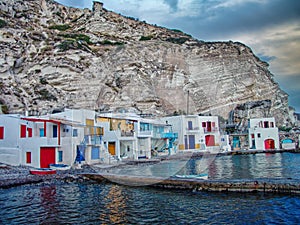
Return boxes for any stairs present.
[100,143,118,164]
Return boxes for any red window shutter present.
[27,128,32,137]
[251,134,254,138]
[212,122,215,127]
[0,127,4,139]
[26,152,31,163]
[20,124,26,138]
[202,122,206,127]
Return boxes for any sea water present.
[1,152,300,224]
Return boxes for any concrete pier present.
[84,173,300,194]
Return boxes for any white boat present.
[174,173,209,180]
[49,164,71,170]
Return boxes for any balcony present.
[186,127,200,132]
[161,132,178,139]
[121,130,134,137]
[84,135,102,145]
[138,130,153,137]
[203,127,219,133]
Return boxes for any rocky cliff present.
[0,0,293,126]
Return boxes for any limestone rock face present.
[0,0,292,126]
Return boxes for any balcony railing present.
[121,130,135,137]
[204,127,219,133]
[186,127,200,131]
[138,130,153,136]
[161,132,178,139]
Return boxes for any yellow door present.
[108,142,116,155]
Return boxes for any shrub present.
[166,37,189,44]
[59,33,91,44]
[0,19,7,28]
[101,40,124,45]
[49,24,70,31]
[139,35,153,41]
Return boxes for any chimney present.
[93,1,103,13]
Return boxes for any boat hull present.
[175,174,208,180]
[30,168,56,175]
[49,164,71,170]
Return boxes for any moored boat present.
[29,168,56,175]
[174,174,209,180]
[49,164,71,170]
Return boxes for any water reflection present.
[100,185,128,224]
[250,153,284,179]
[184,153,289,179]
[39,185,58,223]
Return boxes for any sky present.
[55,0,300,113]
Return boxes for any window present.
[58,151,63,162]
[270,122,274,128]
[26,152,31,163]
[53,125,58,138]
[39,128,45,137]
[188,121,193,130]
[251,134,254,139]
[264,121,269,128]
[202,122,206,127]
[73,129,78,137]
[0,126,4,139]
[27,128,32,138]
[257,133,261,138]
[20,124,26,138]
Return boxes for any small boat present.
[49,164,71,170]
[29,168,56,175]
[174,173,209,180]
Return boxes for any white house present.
[163,115,224,153]
[248,117,279,150]
[0,114,62,168]
[0,109,108,168]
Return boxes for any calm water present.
[1,152,300,224]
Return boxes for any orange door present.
[40,147,55,168]
[108,142,116,155]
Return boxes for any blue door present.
[91,147,100,160]
[189,135,195,149]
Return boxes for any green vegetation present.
[59,33,91,43]
[40,77,48,85]
[139,35,153,41]
[279,126,292,132]
[49,24,70,31]
[37,89,57,101]
[1,105,9,114]
[171,29,183,33]
[0,19,7,28]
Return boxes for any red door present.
[205,135,215,146]
[264,139,275,150]
[40,147,55,168]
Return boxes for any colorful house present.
[248,118,279,150]
[97,113,178,160]
[0,109,106,168]
[97,113,138,161]
[163,115,223,152]
[0,114,63,168]
[50,109,105,165]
